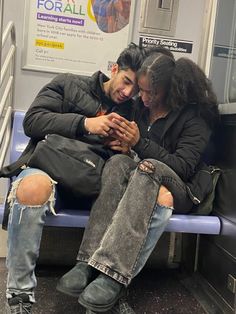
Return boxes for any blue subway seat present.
[0,111,221,235]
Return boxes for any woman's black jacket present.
[132,100,215,206]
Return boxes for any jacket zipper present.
[186,186,201,204]
[95,103,102,116]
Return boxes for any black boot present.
[78,273,125,312]
[6,294,32,314]
[56,262,99,297]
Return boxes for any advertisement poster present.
[22,0,134,76]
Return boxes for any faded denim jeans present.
[6,168,56,303]
[5,155,192,301]
[77,154,192,285]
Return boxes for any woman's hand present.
[111,118,140,147]
[104,138,131,155]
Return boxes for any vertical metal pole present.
[198,0,218,76]
[194,234,200,272]
[0,0,3,71]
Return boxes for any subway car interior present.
[0,0,236,313]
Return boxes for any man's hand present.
[84,112,125,137]
[111,118,140,147]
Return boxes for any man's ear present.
[111,63,119,76]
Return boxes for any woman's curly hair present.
[138,54,219,129]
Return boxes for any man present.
[3,43,145,314]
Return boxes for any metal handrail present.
[0,45,15,83]
[2,21,15,47]
[0,75,13,117]
[0,120,10,168]
[0,11,16,168]
[0,105,12,151]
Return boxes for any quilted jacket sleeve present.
[23,73,89,140]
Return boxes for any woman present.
[57,54,219,312]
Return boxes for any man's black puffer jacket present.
[24,71,132,140]
[0,71,133,178]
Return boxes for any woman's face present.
[138,74,152,108]
[138,74,163,109]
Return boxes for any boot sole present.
[56,282,83,298]
[78,287,125,312]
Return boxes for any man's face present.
[106,65,138,104]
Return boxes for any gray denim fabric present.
[77,155,192,285]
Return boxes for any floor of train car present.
[0,258,220,314]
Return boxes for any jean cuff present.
[88,259,129,286]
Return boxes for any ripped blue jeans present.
[6,168,57,303]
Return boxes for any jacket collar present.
[90,71,120,111]
[89,71,106,99]
[134,99,186,140]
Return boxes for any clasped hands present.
[84,113,140,154]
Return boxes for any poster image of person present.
[91,0,131,33]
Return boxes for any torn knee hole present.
[157,192,174,208]
[157,185,174,207]
[8,174,56,207]
[138,160,155,173]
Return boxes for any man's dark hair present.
[116,42,145,72]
